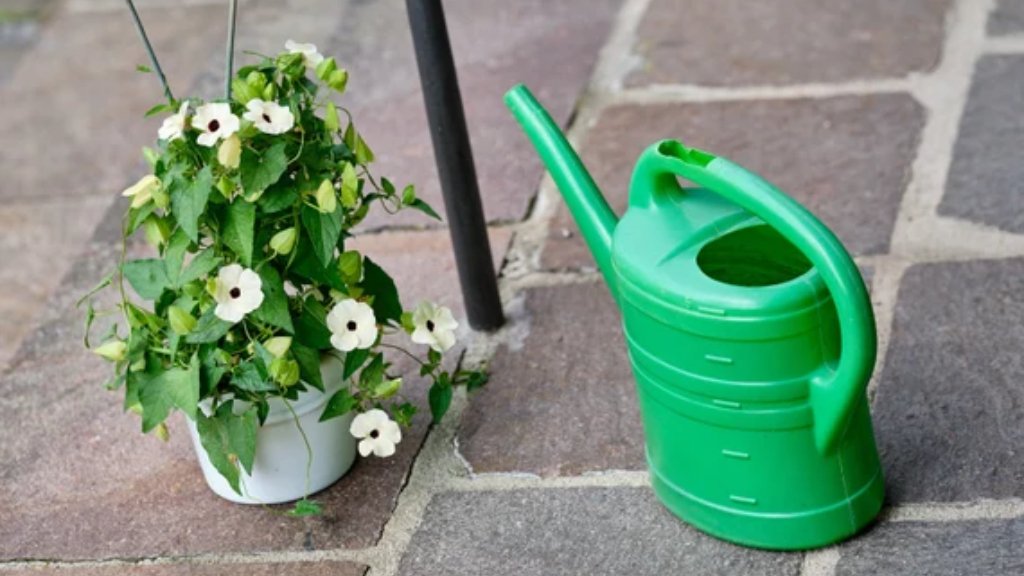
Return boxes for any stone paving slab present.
[5,562,366,576]
[398,487,802,576]
[835,518,1024,575]
[627,0,949,88]
[873,259,1024,503]
[459,281,644,476]
[989,0,1024,34]
[542,95,922,270]
[330,0,620,230]
[938,55,1024,233]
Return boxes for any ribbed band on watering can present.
[505,83,884,550]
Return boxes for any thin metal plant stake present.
[225,0,238,99]
[123,0,173,102]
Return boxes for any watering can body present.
[506,85,884,550]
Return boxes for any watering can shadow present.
[505,85,884,550]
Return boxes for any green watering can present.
[505,85,884,550]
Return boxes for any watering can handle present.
[630,140,877,455]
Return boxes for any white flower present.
[285,39,324,68]
[121,174,161,208]
[350,409,401,457]
[158,101,189,141]
[192,103,240,147]
[243,99,294,135]
[213,264,264,323]
[410,301,458,352]
[326,299,378,352]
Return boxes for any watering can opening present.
[696,224,813,288]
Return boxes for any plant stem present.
[225,0,239,99]
[378,342,429,368]
[282,397,314,500]
[123,0,173,102]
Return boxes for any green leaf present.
[123,259,170,300]
[465,370,489,391]
[222,200,256,266]
[250,265,293,333]
[291,234,345,290]
[241,141,289,198]
[185,309,232,344]
[126,203,157,236]
[324,101,340,133]
[171,166,213,243]
[359,353,386,389]
[392,403,417,427]
[138,354,200,432]
[179,248,221,286]
[163,229,191,285]
[408,198,442,221]
[320,388,358,421]
[196,402,259,493]
[340,163,358,208]
[343,348,370,380]
[231,360,277,392]
[143,102,171,116]
[302,204,343,269]
[338,251,362,284]
[293,298,332,350]
[362,257,402,323]
[292,342,324,391]
[258,182,298,214]
[288,498,323,517]
[137,64,153,74]
[428,381,453,424]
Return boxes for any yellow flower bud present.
[167,305,197,335]
[263,336,292,358]
[154,422,170,442]
[373,378,402,399]
[94,339,127,362]
[270,357,300,387]
[269,227,297,255]
[122,174,161,209]
[218,134,241,169]
[316,178,337,213]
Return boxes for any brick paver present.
[398,488,801,576]
[458,281,643,476]
[628,0,950,87]
[989,0,1024,34]
[835,518,1024,575]
[938,55,1024,232]
[873,259,1024,502]
[4,563,366,576]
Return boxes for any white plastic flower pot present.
[187,352,356,504]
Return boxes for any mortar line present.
[800,548,841,576]
[608,77,915,105]
[866,258,910,404]
[982,34,1024,53]
[889,0,994,257]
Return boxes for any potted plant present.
[81,20,486,514]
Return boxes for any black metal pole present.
[405,0,504,331]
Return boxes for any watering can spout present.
[504,84,619,296]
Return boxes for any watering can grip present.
[631,140,877,455]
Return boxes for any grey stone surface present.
[873,259,1024,503]
[541,95,922,270]
[989,0,1024,35]
[835,518,1024,575]
[398,487,802,576]
[628,0,950,87]
[938,56,1024,233]
[4,562,366,576]
[458,281,645,476]
[322,0,620,229]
